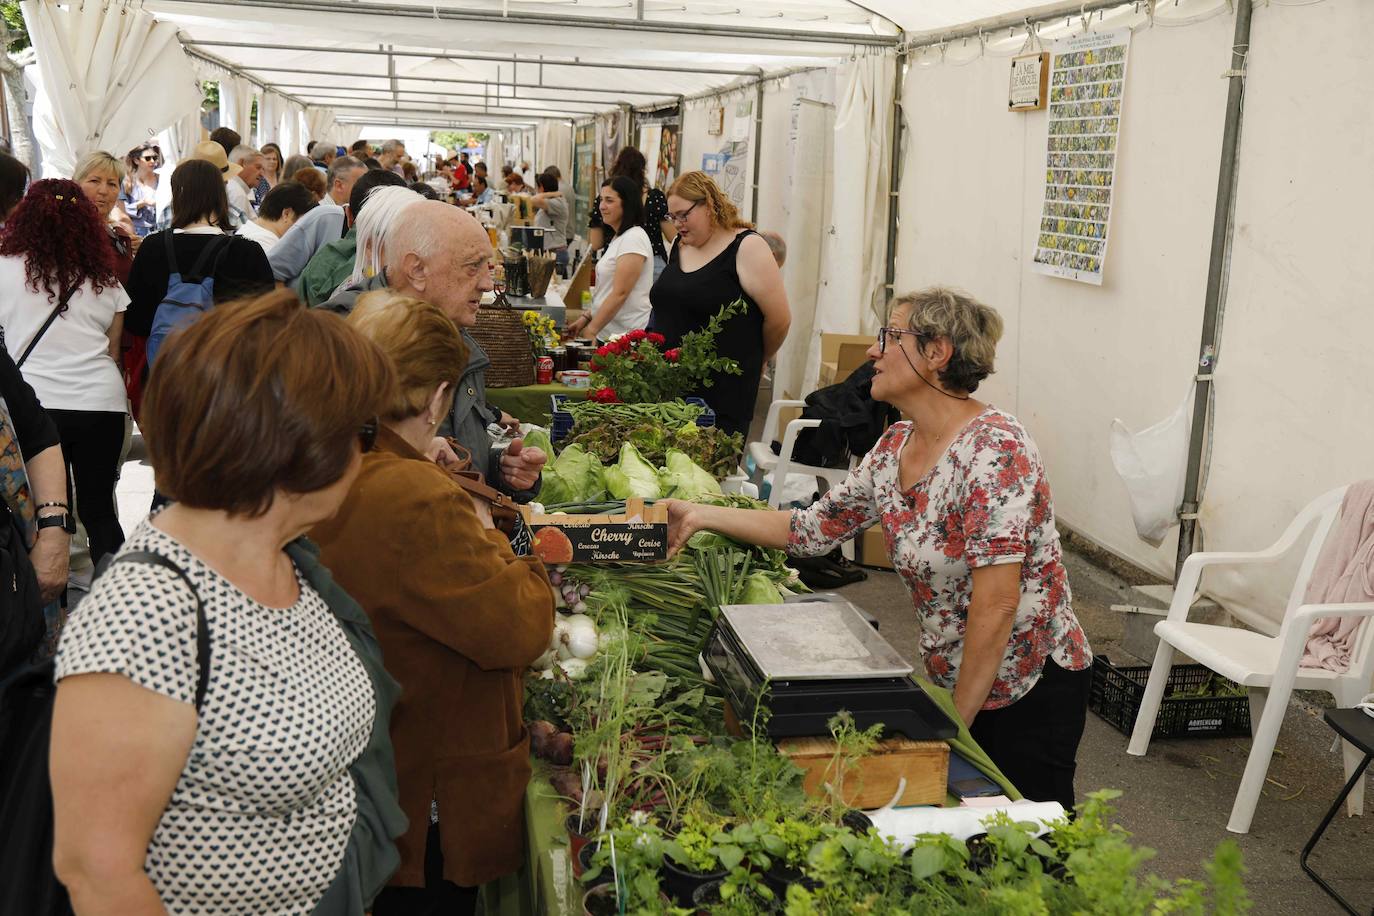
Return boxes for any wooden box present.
[856,525,893,570]
[817,334,875,388]
[522,498,668,564]
[778,735,949,808]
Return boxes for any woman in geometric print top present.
[49,291,405,915]
[667,288,1092,809]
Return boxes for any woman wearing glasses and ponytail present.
[664,287,1093,811]
[648,170,789,439]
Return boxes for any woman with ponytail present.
[650,171,790,438]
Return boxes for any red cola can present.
[536,356,554,385]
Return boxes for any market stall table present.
[481,678,1019,916]
[488,383,588,428]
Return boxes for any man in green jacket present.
[299,169,407,306]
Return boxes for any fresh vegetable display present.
[519,495,1250,914]
[566,420,742,482]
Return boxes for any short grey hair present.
[327,155,365,186]
[760,230,786,267]
[229,144,262,165]
[381,139,405,155]
[890,287,1004,394]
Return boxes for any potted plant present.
[660,808,734,906]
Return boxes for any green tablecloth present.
[484,679,1018,916]
[487,383,588,428]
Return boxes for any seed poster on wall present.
[1031,28,1131,285]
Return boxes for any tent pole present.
[1174,0,1254,580]
[882,47,905,310]
[186,40,764,77]
[236,66,679,99]
[162,0,900,46]
[750,81,764,222]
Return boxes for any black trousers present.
[372,822,478,916]
[47,409,126,567]
[969,658,1092,811]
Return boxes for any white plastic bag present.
[1109,390,1193,547]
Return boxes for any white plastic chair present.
[1126,485,1374,834]
[746,399,852,510]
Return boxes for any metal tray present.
[718,600,913,681]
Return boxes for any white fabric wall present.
[804,56,896,388]
[536,120,572,183]
[217,76,256,142]
[23,0,201,177]
[893,2,1371,630]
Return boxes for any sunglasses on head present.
[358,417,379,452]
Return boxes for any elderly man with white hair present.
[227,145,264,226]
[321,200,546,498]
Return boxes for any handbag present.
[442,438,521,537]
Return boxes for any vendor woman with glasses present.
[664,287,1093,809]
[647,171,789,439]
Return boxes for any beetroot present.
[545,731,575,765]
[528,720,559,758]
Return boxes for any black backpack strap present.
[162,229,179,275]
[184,234,234,284]
[105,550,210,711]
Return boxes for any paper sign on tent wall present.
[1031,29,1131,286]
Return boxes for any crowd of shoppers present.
[0,122,805,915]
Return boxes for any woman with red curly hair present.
[0,178,128,566]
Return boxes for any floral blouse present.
[789,410,1092,710]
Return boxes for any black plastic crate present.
[1089,655,1251,740]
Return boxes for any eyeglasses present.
[140,155,158,162]
[358,417,379,452]
[667,200,700,225]
[877,326,927,354]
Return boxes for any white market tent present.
[14,0,1372,634]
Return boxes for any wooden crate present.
[778,735,948,808]
[521,498,668,564]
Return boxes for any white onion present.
[559,658,588,679]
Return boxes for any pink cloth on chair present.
[1301,482,1374,672]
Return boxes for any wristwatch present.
[37,512,77,535]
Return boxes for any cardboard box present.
[522,498,668,564]
[816,333,875,389]
[778,735,949,808]
[563,255,593,318]
[857,525,893,570]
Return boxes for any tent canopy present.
[141,0,1063,131]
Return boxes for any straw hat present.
[190,140,242,182]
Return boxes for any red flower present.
[589,358,602,371]
[595,344,611,357]
[589,387,620,403]
[627,329,648,343]
[664,348,681,363]
[647,332,666,346]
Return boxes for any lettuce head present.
[658,449,722,501]
[604,443,663,500]
[540,444,605,505]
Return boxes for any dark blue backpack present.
[146,232,233,365]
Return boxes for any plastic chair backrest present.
[1278,485,1349,633]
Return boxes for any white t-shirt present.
[593,226,653,340]
[226,177,256,227]
[0,255,129,412]
[236,219,281,254]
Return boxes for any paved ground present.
[843,549,1373,913]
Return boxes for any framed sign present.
[707,105,725,135]
[1009,52,1049,111]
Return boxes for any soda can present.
[536,356,554,385]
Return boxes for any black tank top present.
[650,230,764,439]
